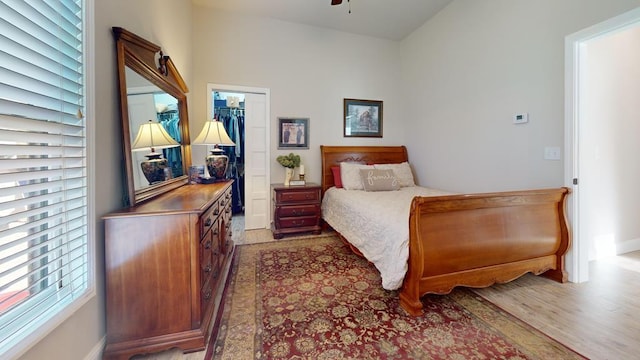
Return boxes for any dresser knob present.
[204,290,212,300]
[204,218,212,227]
[204,264,212,273]
[204,240,211,249]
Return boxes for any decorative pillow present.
[359,169,400,192]
[330,166,343,188]
[373,162,416,187]
[340,162,374,190]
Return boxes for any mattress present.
[321,186,452,290]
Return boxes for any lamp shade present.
[192,120,235,146]
[132,120,180,153]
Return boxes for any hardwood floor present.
[474,251,640,360]
[132,221,640,360]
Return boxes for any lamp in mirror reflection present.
[192,119,236,181]
[132,120,180,185]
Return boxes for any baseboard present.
[616,238,640,255]
[84,336,105,360]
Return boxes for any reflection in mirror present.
[113,27,191,206]
[125,67,184,190]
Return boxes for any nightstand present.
[271,183,322,239]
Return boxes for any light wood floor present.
[133,217,640,359]
[474,251,640,360]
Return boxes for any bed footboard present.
[399,187,571,316]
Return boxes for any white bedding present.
[321,186,452,290]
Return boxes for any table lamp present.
[131,120,180,185]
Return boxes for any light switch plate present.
[544,146,561,160]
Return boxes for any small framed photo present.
[278,117,309,149]
[343,98,383,138]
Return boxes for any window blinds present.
[0,0,87,356]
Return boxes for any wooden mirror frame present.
[113,27,192,206]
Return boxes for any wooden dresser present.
[102,181,233,360]
[271,183,322,239]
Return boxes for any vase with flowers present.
[276,153,300,186]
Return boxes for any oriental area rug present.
[208,236,585,360]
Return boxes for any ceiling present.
[192,0,453,41]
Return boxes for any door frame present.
[206,83,271,229]
[564,7,640,283]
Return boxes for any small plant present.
[276,153,301,169]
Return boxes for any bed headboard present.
[320,145,409,194]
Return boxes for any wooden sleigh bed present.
[320,145,571,316]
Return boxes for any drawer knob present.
[204,264,212,273]
[204,290,212,300]
[204,218,212,227]
[204,240,211,249]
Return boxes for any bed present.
[320,145,571,316]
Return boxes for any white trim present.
[83,336,105,360]
[564,6,640,283]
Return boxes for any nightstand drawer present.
[278,215,319,229]
[275,189,320,204]
[276,204,320,218]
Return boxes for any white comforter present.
[321,186,452,290]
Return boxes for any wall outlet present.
[544,146,561,160]
[513,113,529,124]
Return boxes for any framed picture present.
[343,98,383,138]
[278,117,309,149]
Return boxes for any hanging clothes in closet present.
[157,106,183,178]
[216,105,245,214]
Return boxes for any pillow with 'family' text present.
[373,162,416,187]
[359,169,400,191]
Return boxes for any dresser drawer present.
[200,230,218,286]
[276,204,320,218]
[218,189,229,215]
[277,215,319,229]
[275,189,320,204]
[201,277,214,318]
[200,201,221,239]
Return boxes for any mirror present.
[113,27,192,206]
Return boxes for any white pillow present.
[373,162,416,187]
[340,162,373,190]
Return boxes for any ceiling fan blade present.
[331,0,342,5]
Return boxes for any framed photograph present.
[278,117,309,149]
[343,98,383,138]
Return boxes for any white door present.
[244,92,270,229]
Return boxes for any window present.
[0,1,93,358]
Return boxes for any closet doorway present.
[207,84,270,230]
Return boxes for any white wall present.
[400,0,640,193]
[17,1,640,358]
[190,7,404,184]
[581,25,640,259]
[17,1,193,359]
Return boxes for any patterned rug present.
[209,236,585,360]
